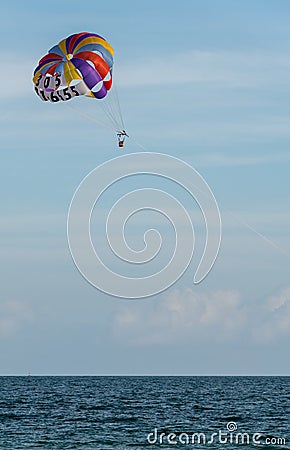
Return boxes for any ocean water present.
[0,376,289,449]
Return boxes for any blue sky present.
[1,1,290,374]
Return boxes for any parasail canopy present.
[32,32,114,103]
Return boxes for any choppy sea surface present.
[0,376,289,449]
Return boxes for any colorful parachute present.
[33,32,114,102]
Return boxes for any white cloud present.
[113,288,246,345]
[113,285,290,346]
[116,49,290,89]
[253,287,290,343]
